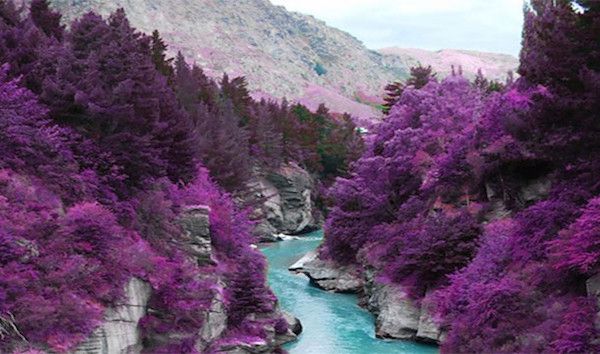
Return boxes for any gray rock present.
[73,278,151,354]
[248,163,321,242]
[212,310,300,353]
[196,288,228,352]
[282,311,303,335]
[294,254,363,293]
[364,280,442,344]
[179,204,213,264]
[288,250,318,271]
[520,176,551,203]
[416,293,442,343]
[587,273,600,330]
[368,283,420,340]
[266,163,316,235]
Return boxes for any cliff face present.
[44,0,517,119]
[70,206,301,354]
[248,163,321,242]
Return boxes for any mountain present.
[380,47,519,81]
[46,0,518,118]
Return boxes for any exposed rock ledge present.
[291,251,441,344]
[290,251,363,293]
[73,278,151,354]
[365,282,442,344]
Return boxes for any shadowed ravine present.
[261,230,438,354]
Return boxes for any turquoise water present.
[261,230,438,354]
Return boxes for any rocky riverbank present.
[290,251,441,345]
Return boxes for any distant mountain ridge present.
[45,0,518,118]
[380,47,519,81]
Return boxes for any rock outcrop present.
[292,251,441,344]
[282,311,303,336]
[249,163,321,242]
[367,282,420,340]
[179,204,213,264]
[73,278,152,354]
[211,311,302,353]
[365,281,442,343]
[196,286,228,352]
[587,273,600,330]
[292,252,363,293]
[73,203,299,353]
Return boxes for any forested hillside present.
[0,0,359,352]
[314,1,600,352]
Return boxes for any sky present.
[269,0,524,56]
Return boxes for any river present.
[261,230,438,354]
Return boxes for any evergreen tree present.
[473,69,505,93]
[150,29,173,78]
[29,0,63,40]
[248,100,284,168]
[0,2,48,84]
[382,65,436,114]
[407,64,435,88]
[382,81,404,114]
[220,73,252,122]
[519,0,583,91]
[0,0,20,25]
[40,9,196,193]
[190,101,251,191]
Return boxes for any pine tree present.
[220,73,252,123]
[29,0,63,40]
[40,9,196,193]
[382,65,436,114]
[382,81,404,114]
[407,64,435,88]
[150,29,173,78]
[190,100,251,191]
[519,0,583,91]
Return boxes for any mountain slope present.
[47,0,517,118]
[380,47,519,81]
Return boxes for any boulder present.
[73,278,151,354]
[282,311,303,335]
[364,280,442,344]
[288,250,318,271]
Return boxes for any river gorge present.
[261,231,438,354]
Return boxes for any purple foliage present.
[322,76,485,265]
[549,197,600,274]
[0,4,283,352]
[322,1,600,352]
